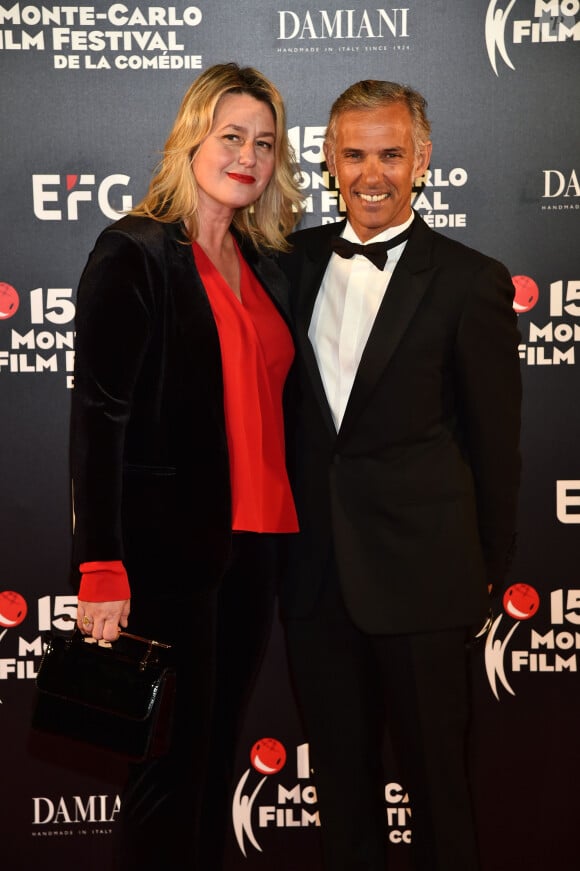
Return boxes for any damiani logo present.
[542,169,580,199]
[485,0,579,76]
[32,794,121,825]
[277,8,409,40]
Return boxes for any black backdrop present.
[1,2,579,868]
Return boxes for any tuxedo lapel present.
[337,217,436,443]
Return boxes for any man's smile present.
[357,192,392,202]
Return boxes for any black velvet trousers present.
[114,533,276,870]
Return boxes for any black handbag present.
[33,628,176,761]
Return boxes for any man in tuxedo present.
[280,80,521,870]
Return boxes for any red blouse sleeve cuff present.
[78,560,131,602]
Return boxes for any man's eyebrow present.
[339,145,407,155]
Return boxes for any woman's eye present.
[257,140,273,150]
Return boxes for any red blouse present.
[194,241,298,533]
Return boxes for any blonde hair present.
[325,80,431,160]
[132,63,303,250]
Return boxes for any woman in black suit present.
[71,63,303,869]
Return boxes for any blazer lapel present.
[235,233,293,323]
[337,216,437,443]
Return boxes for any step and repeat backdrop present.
[1,1,579,869]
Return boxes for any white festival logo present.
[232,738,288,856]
[484,584,540,699]
[232,769,268,856]
[484,614,520,699]
[485,1,579,75]
[485,0,518,75]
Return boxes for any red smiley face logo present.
[512,275,539,314]
[250,738,287,775]
[503,584,540,621]
[0,283,20,320]
[0,591,28,628]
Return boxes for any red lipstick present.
[227,172,255,185]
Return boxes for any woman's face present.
[192,92,276,217]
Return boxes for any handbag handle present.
[118,630,171,649]
[83,633,171,671]
[60,617,172,670]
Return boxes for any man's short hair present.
[325,80,431,158]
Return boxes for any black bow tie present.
[330,225,412,271]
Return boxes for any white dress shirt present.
[308,212,414,430]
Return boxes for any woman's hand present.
[77,599,130,641]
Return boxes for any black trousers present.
[284,564,480,871]
[115,532,276,870]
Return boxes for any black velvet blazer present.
[70,215,292,592]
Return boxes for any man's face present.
[324,102,431,242]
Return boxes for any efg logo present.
[485,0,579,76]
[32,173,132,221]
[485,584,580,699]
[557,480,580,524]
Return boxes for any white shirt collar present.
[342,210,415,245]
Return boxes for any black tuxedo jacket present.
[280,214,522,634]
[70,215,291,592]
